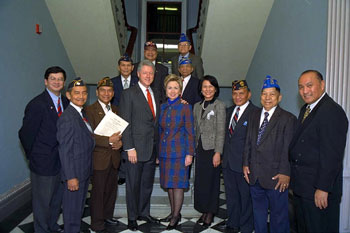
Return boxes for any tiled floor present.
[2,180,229,233]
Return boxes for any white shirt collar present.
[260,105,278,125]
[70,102,83,114]
[98,99,111,114]
[309,92,326,111]
[121,75,131,82]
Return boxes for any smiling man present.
[119,60,160,231]
[19,66,69,233]
[243,76,296,233]
[85,77,122,232]
[222,80,258,233]
[289,70,348,233]
[57,78,95,233]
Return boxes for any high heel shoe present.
[202,213,213,227]
[160,213,172,222]
[196,213,206,224]
[166,214,181,230]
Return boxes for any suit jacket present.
[171,53,204,79]
[19,89,69,176]
[111,74,138,106]
[222,102,259,172]
[57,105,95,181]
[85,101,121,170]
[182,75,201,107]
[159,98,195,159]
[118,84,160,162]
[289,94,348,200]
[193,99,226,154]
[132,62,169,103]
[243,106,297,189]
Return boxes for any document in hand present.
[94,111,129,136]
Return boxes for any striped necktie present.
[302,105,311,123]
[257,112,269,145]
[57,97,62,117]
[229,107,240,135]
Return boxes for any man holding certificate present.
[85,77,122,232]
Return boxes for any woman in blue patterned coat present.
[159,74,195,230]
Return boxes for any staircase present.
[115,166,198,218]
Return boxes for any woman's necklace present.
[201,101,208,110]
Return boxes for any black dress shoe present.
[127,220,138,231]
[196,213,206,224]
[118,178,125,185]
[159,213,172,222]
[105,218,119,225]
[137,215,159,223]
[166,214,181,230]
[51,227,64,233]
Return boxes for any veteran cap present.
[179,57,192,67]
[97,77,113,88]
[144,41,157,50]
[67,77,86,90]
[179,33,191,44]
[232,80,249,90]
[262,75,280,91]
[118,53,133,64]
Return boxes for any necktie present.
[257,112,269,145]
[57,97,62,117]
[123,79,129,89]
[106,104,111,111]
[229,107,240,135]
[81,109,93,133]
[302,105,311,123]
[146,88,155,119]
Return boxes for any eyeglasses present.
[48,76,65,82]
[178,43,190,47]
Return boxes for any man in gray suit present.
[57,78,95,233]
[119,60,160,231]
[243,76,296,233]
[171,33,204,79]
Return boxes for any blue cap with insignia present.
[118,53,133,64]
[67,77,86,90]
[232,80,248,90]
[179,57,192,67]
[179,33,191,43]
[262,75,280,91]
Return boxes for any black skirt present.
[194,138,221,213]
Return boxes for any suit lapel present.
[135,84,154,119]
[258,106,281,146]
[201,101,215,119]
[44,90,59,121]
[93,101,105,123]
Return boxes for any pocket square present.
[207,110,215,120]
[243,121,248,126]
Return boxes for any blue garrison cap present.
[118,53,133,64]
[262,75,280,90]
[179,57,192,66]
[67,77,86,90]
[179,33,191,43]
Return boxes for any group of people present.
[18,32,348,233]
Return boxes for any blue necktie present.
[257,112,269,145]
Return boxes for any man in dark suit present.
[119,60,160,231]
[111,54,138,185]
[289,70,348,233]
[57,78,95,233]
[132,41,169,103]
[178,57,201,107]
[85,77,123,232]
[111,54,138,107]
[171,33,204,79]
[222,80,258,233]
[243,76,297,233]
[19,66,69,233]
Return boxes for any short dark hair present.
[44,66,66,81]
[300,70,323,81]
[199,75,220,98]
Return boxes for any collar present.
[182,74,191,81]
[138,81,153,93]
[46,88,61,100]
[235,100,250,113]
[121,75,131,82]
[179,53,189,59]
[309,92,326,111]
[70,102,83,114]
[262,105,278,118]
[98,99,111,110]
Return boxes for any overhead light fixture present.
[156,43,178,49]
[157,7,178,11]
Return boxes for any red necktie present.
[146,88,155,119]
[57,97,62,117]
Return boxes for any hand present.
[109,132,122,144]
[180,99,189,105]
[111,140,122,150]
[212,152,221,167]
[128,149,137,164]
[185,155,193,166]
[315,189,328,209]
[272,174,290,192]
[67,178,79,191]
[243,166,250,183]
